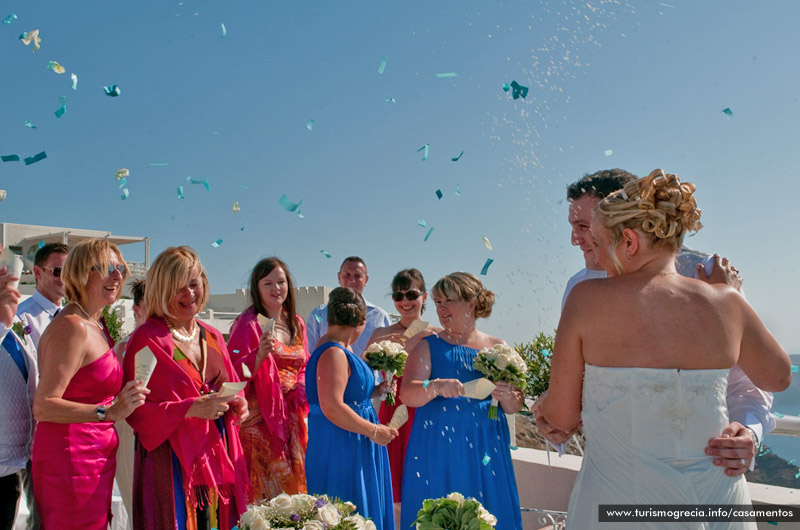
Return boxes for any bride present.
[535,169,791,529]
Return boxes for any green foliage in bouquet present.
[413,493,496,530]
[513,331,555,401]
[101,305,124,343]
[238,493,376,530]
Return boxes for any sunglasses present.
[92,264,127,276]
[392,290,423,302]
[41,266,62,278]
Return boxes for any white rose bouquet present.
[238,493,374,530]
[473,343,528,419]
[412,492,497,530]
[363,340,408,406]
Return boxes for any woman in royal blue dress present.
[304,287,398,530]
[399,272,524,530]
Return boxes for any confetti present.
[541,348,552,357]
[240,214,252,231]
[417,144,429,161]
[38,241,45,249]
[3,14,17,24]
[1,155,20,162]
[306,119,314,131]
[279,193,303,212]
[722,107,733,118]
[796,471,800,479]
[118,178,127,188]
[455,185,461,196]
[71,73,78,91]
[774,411,784,418]
[659,3,676,7]
[505,80,528,100]
[24,120,37,129]
[435,189,443,200]
[791,365,798,373]
[384,97,396,103]
[19,29,40,51]
[0,190,6,202]
[759,447,771,456]
[451,150,464,162]
[186,177,211,191]
[483,236,492,250]
[121,188,130,200]
[422,379,430,388]
[103,85,121,97]
[424,227,434,241]
[320,250,331,259]
[482,454,491,465]
[241,363,251,378]
[436,72,458,78]
[377,56,388,75]
[211,239,223,248]
[480,258,494,276]
[220,23,227,37]
[148,163,168,167]
[23,151,47,165]
[47,61,65,74]
[232,201,240,213]
[417,219,427,228]
[314,313,323,323]
[502,83,510,92]
[177,186,186,199]
[116,168,129,181]
[604,149,613,156]
[54,96,66,118]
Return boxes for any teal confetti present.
[23,151,46,165]
[71,73,77,91]
[38,241,45,249]
[417,219,427,228]
[722,107,733,118]
[220,23,227,37]
[203,180,211,192]
[502,83,510,92]
[103,85,121,97]
[480,258,494,276]
[451,151,464,162]
[240,185,249,190]
[118,178,127,188]
[187,177,210,191]
[148,163,168,167]
[541,348,551,357]
[121,188,129,200]
[306,119,314,131]
[759,447,772,456]
[424,227,434,241]
[796,471,800,479]
[24,120,37,129]
[604,149,613,156]
[377,56,388,75]
[279,194,303,212]
[788,459,796,466]
[314,313,323,323]
[54,96,66,118]
[177,186,186,199]
[240,214,252,231]
[455,185,461,196]
[435,189,443,200]
[320,250,331,259]
[211,239,223,248]
[1,155,20,162]
[3,14,17,24]
[423,379,430,388]
[506,80,528,100]
[384,97,396,103]
[774,411,785,418]
[417,144,429,161]
[482,454,491,465]
[791,365,798,373]
[436,72,458,78]
[659,3,676,7]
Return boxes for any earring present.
[626,252,632,261]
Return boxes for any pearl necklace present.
[75,302,103,331]
[169,321,198,343]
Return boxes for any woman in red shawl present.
[227,257,309,502]
[122,246,249,530]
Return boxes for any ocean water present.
[761,353,800,468]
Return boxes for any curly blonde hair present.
[596,169,702,271]
[432,272,495,319]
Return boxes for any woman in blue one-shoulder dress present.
[400,272,524,530]
[304,287,397,530]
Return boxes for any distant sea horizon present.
[762,353,799,471]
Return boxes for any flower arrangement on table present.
[413,492,497,530]
[364,340,408,406]
[237,493,376,530]
[473,343,528,419]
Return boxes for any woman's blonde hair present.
[144,246,209,320]
[62,239,128,305]
[432,272,495,319]
[596,169,702,273]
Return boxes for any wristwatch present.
[744,426,759,447]
[96,405,107,421]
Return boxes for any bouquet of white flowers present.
[413,492,497,530]
[363,340,408,406]
[473,343,528,419]
[237,493,376,530]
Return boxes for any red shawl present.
[122,316,248,521]
[227,309,309,445]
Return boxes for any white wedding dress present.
[567,364,756,529]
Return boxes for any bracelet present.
[744,426,759,448]
[371,423,378,440]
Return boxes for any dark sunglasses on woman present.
[392,290,422,302]
[92,264,127,276]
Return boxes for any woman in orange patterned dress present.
[228,257,309,501]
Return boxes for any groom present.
[536,168,773,475]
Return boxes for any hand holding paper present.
[134,347,157,387]
[387,404,409,430]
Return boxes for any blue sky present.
[2,1,799,353]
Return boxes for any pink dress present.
[33,348,122,530]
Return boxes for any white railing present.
[772,414,800,437]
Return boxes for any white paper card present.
[403,319,428,338]
[217,381,246,398]
[462,377,496,400]
[257,314,275,334]
[134,346,157,387]
[387,404,409,430]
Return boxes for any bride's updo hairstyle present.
[432,272,495,319]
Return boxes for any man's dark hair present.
[130,279,146,306]
[340,256,367,273]
[566,169,638,201]
[34,242,69,267]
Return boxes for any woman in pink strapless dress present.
[31,239,148,529]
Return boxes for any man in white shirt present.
[16,243,68,349]
[306,256,391,356]
[538,169,772,475]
